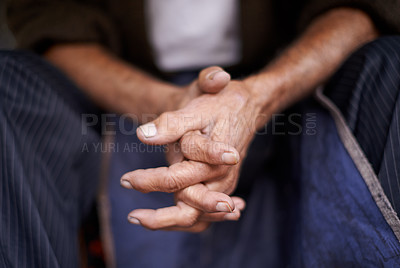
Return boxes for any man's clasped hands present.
[120,66,270,232]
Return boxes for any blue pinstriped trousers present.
[0,52,101,268]
[325,36,400,215]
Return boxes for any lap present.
[325,36,400,215]
[0,51,101,267]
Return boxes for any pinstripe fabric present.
[325,36,400,216]
[0,51,101,268]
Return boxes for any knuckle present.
[159,112,175,131]
[229,82,250,105]
[165,173,180,192]
[162,112,181,133]
[180,135,195,154]
[180,214,199,228]
[182,138,211,162]
[181,186,196,199]
[158,112,170,122]
[183,187,210,210]
[174,163,198,185]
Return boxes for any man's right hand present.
[121,78,260,231]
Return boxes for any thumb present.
[137,110,205,145]
[198,66,230,94]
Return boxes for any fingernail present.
[222,152,239,165]
[216,201,233,213]
[207,70,223,80]
[139,123,157,138]
[224,213,239,221]
[128,216,141,225]
[120,179,133,189]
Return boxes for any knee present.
[0,51,42,103]
[337,35,400,93]
[0,51,42,69]
[0,51,75,106]
[0,51,64,85]
[362,35,400,52]
[325,35,400,118]
[354,35,400,67]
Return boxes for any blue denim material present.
[108,98,400,267]
[294,101,400,267]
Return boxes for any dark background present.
[0,2,15,49]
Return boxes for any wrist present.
[243,72,286,129]
[127,78,181,121]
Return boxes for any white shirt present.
[146,0,241,72]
